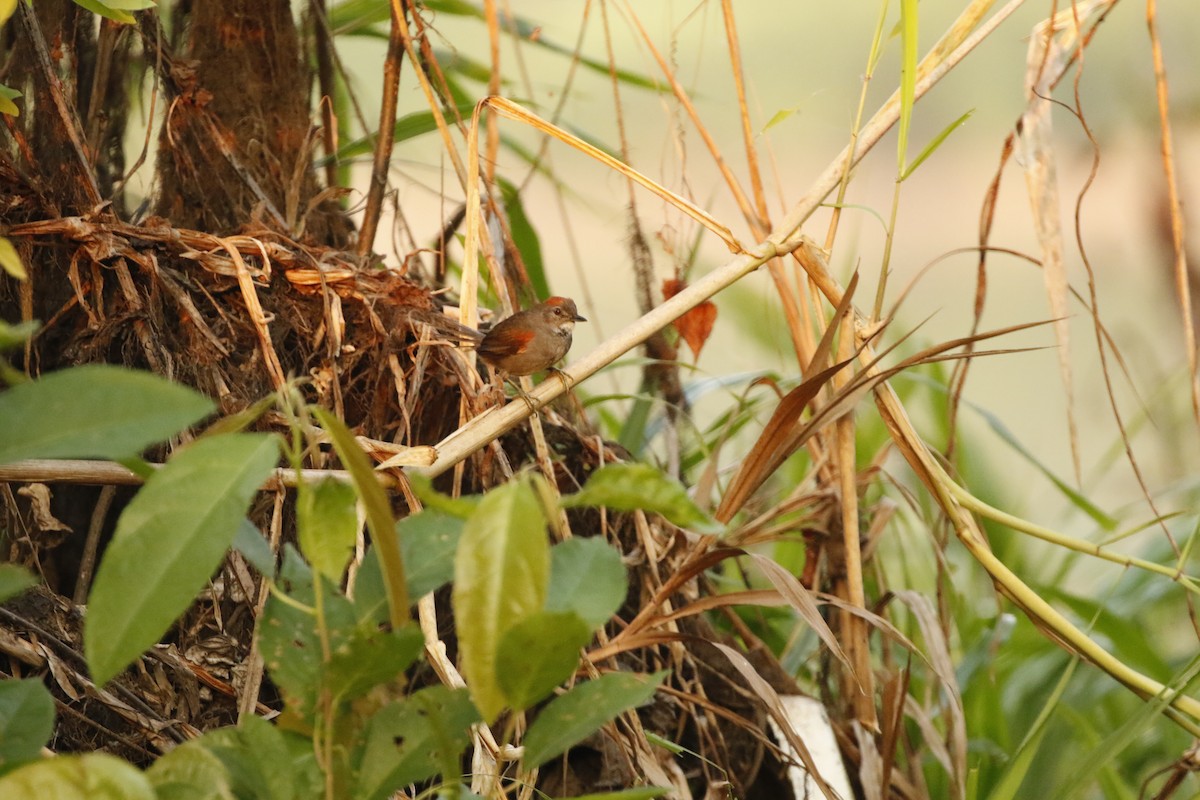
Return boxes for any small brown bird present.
[476,296,586,376]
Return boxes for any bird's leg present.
[546,366,574,391]
[507,375,540,414]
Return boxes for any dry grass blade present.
[718,315,1051,525]
[218,237,286,393]
[715,356,856,524]
[1018,3,1102,484]
[712,642,841,800]
[892,590,967,798]
[481,97,743,253]
[716,275,861,523]
[621,2,760,234]
[1146,0,1200,422]
[752,554,853,676]
[616,547,742,643]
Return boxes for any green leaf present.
[232,519,276,576]
[762,106,800,133]
[497,178,547,300]
[259,550,349,722]
[313,408,407,625]
[0,84,20,117]
[0,365,215,464]
[94,0,157,8]
[0,753,155,800]
[453,477,549,721]
[496,610,590,712]
[988,658,1079,800]
[400,509,463,598]
[325,103,478,164]
[546,537,627,628]
[70,0,136,24]
[85,433,279,686]
[562,463,723,535]
[897,0,918,173]
[403,473,479,518]
[201,714,317,800]
[0,237,24,279]
[355,686,480,800]
[326,624,423,702]
[900,109,974,181]
[0,319,38,351]
[146,741,235,800]
[297,477,357,582]
[0,678,55,770]
[555,790,670,800]
[521,671,666,769]
[326,0,402,34]
[346,508,462,623]
[0,563,36,604]
[0,0,16,26]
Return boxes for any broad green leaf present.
[326,624,423,702]
[453,477,549,721]
[0,319,38,350]
[0,84,19,117]
[202,714,317,800]
[400,509,463,598]
[562,463,723,535]
[0,678,55,769]
[259,549,353,723]
[85,433,279,686]
[297,477,357,582]
[313,408,407,625]
[232,518,275,576]
[355,686,480,800]
[0,752,155,800]
[521,671,666,769]
[0,365,215,464]
[0,236,24,278]
[546,537,627,628]
[351,510,462,627]
[556,790,670,800]
[260,547,413,724]
[0,563,36,604]
[70,0,135,24]
[401,473,479,519]
[496,610,591,711]
[146,741,234,800]
[94,0,157,8]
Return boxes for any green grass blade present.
[897,0,918,174]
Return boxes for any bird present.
[475,296,586,377]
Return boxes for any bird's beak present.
[574,312,587,322]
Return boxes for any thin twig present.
[0,459,399,490]
[1146,0,1199,423]
[73,485,115,605]
[311,0,340,192]
[356,0,406,259]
